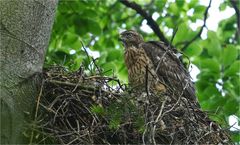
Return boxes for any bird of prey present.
[119,30,198,103]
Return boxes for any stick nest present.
[35,66,231,144]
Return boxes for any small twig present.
[181,0,212,51]
[80,40,103,76]
[72,77,82,92]
[61,55,67,66]
[85,76,117,81]
[80,40,102,75]
[67,137,79,145]
[47,79,121,97]
[30,80,44,144]
[155,49,169,73]
[119,0,170,46]
[145,65,150,96]
[80,40,91,65]
[48,94,66,109]
[169,27,178,48]
[154,98,166,125]
[91,57,103,75]
[152,98,167,145]
[230,0,240,43]
[161,93,182,119]
[142,121,147,145]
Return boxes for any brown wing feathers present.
[141,41,196,101]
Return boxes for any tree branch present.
[119,0,170,46]
[181,0,212,51]
[230,0,240,43]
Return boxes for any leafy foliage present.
[45,0,239,142]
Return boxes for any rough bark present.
[0,0,57,143]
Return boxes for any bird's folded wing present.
[141,41,196,101]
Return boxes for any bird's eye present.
[127,33,132,37]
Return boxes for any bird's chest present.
[124,47,155,87]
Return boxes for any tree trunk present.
[0,0,58,143]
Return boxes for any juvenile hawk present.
[119,30,197,103]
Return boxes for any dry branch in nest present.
[33,66,232,144]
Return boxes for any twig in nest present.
[86,76,117,81]
[30,80,44,144]
[46,79,121,97]
[152,98,167,145]
[80,40,94,74]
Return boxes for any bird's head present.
[119,30,144,48]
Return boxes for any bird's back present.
[141,41,197,102]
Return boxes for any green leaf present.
[224,98,239,115]
[74,18,88,35]
[222,17,235,31]
[223,78,240,104]
[155,0,167,9]
[188,0,198,8]
[73,56,84,70]
[168,3,179,15]
[196,80,209,93]
[222,45,238,67]
[164,17,175,28]
[101,62,116,76]
[224,60,240,76]
[62,32,79,48]
[204,31,222,58]
[96,52,107,65]
[231,133,240,143]
[106,49,122,62]
[53,50,70,60]
[231,77,240,96]
[191,12,204,20]
[88,19,102,35]
[176,0,184,8]
[93,41,104,51]
[81,9,98,19]
[219,2,227,11]
[198,71,220,82]
[117,64,128,83]
[74,18,102,35]
[200,86,219,109]
[194,5,205,13]
[174,23,191,43]
[199,58,220,73]
[184,41,203,56]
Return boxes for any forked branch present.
[181,0,212,51]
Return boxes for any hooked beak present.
[119,33,127,42]
[119,34,127,48]
[118,34,123,42]
[118,37,123,42]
